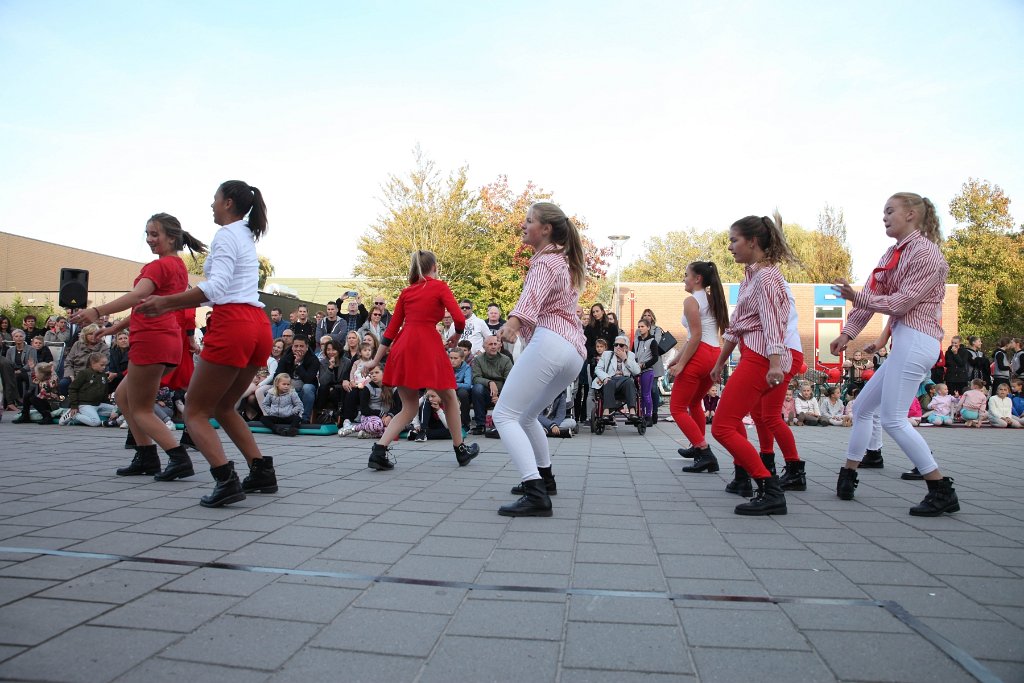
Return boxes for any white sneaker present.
[342,419,352,430]
[165,419,176,431]
[338,427,353,437]
[119,418,128,429]
[357,430,371,439]
[59,411,75,426]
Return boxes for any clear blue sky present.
[2,0,1022,283]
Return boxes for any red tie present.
[869,246,903,292]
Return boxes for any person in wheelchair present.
[593,335,642,420]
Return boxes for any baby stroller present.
[590,375,646,436]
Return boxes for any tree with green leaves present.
[355,154,610,312]
[354,148,487,303]
[621,216,851,284]
[943,178,1024,339]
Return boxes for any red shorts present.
[200,304,273,369]
[128,330,182,367]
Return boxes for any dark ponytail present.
[730,210,798,266]
[218,180,268,241]
[688,261,729,335]
[148,213,208,258]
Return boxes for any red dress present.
[382,277,465,390]
[129,255,188,366]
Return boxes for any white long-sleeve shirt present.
[198,220,262,307]
[795,395,820,416]
[989,395,1013,420]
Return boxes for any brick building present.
[611,282,959,371]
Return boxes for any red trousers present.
[669,342,717,446]
[749,350,803,463]
[711,344,777,479]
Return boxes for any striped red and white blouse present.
[509,249,586,360]
[722,263,792,372]
[842,230,947,343]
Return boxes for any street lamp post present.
[608,235,630,320]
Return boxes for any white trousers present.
[493,328,584,481]
[846,325,938,474]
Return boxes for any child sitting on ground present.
[408,389,452,442]
[958,379,989,427]
[703,384,720,424]
[819,385,845,426]
[925,383,955,426]
[781,388,798,426]
[13,361,59,425]
[260,373,304,436]
[918,383,936,418]
[907,395,923,427]
[349,366,400,438]
[842,386,858,427]
[988,383,1023,428]
[61,353,113,426]
[1010,379,1024,421]
[795,383,828,426]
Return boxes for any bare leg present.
[376,386,420,447]
[438,388,465,446]
[214,367,264,466]
[121,363,179,451]
[185,359,262,468]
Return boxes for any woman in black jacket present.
[966,335,990,388]
[316,339,350,423]
[943,335,970,395]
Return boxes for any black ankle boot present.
[778,460,807,491]
[837,467,859,500]
[454,442,479,466]
[512,466,557,495]
[116,444,161,476]
[861,448,884,468]
[725,466,753,496]
[682,447,719,473]
[760,452,777,476]
[37,410,55,425]
[153,446,194,481]
[200,462,246,508]
[124,428,137,450]
[498,479,552,517]
[909,477,959,517]
[242,456,278,493]
[735,475,787,516]
[179,429,197,450]
[368,444,394,471]
[901,467,924,480]
[13,404,33,424]
[677,445,699,458]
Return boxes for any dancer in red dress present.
[362,250,480,470]
[71,213,205,480]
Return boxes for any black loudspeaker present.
[59,268,89,309]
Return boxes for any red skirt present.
[383,323,456,390]
[128,330,182,367]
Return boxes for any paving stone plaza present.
[0,418,1021,682]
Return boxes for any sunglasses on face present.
[460,306,471,311]
[374,301,384,306]
[615,343,627,347]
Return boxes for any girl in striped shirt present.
[495,202,587,518]
[829,192,959,517]
[709,211,798,516]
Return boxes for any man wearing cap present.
[593,335,642,416]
